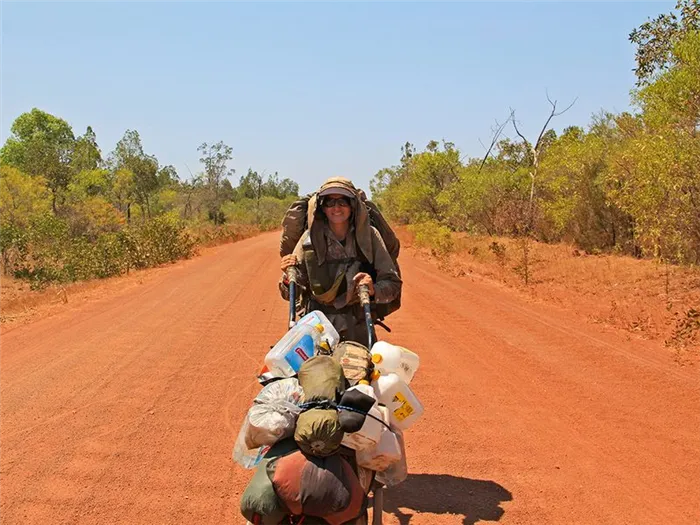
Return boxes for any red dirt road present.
[2,231,699,525]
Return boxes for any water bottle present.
[370,341,420,384]
[371,372,424,431]
[295,310,340,349]
[264,322,328,377]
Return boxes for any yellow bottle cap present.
[359,379,370,386]
[371,354,383,364]
[319,341,331,352]
[370,370,381,381]
[315,324,325,332]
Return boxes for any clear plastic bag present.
[232,420,271,469]
[232,378,303,469]
[375,428,407,487]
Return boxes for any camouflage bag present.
[332,341,372,387]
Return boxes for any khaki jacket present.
[279,178,401,340]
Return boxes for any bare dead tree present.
[509,94,577,284]
[511,94,577,232]
[477,113,513,173]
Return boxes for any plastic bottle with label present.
[341,381,383,451]
[371,371,424,431]
[370,341,420,384]
[264,322,327,377]
[295,310,340,349]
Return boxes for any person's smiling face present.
[322,193,353,225]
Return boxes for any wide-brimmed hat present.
[308,177,374,264]
[317,177,358,200]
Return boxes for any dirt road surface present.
[2,231,699,525]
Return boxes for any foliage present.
[409,220,454,256]
[109,130,161,219]
[0,108,76,209]
[222,195,297,231]
[1,116,298,286]
[198,141,235,224]
[629,0,700,85]
[371,3,700,268]
[72,126,102,173]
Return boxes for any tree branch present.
[535,94,578,151]
[478,113,512,173]
[510,108,528,145]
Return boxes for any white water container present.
[295,310,340,349]
[265,323,327,377]
[371,372,424,431]
[370,341,420,384]
[341,382,383,451]
[356,406,401,471]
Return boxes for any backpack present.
[280,194,401,321]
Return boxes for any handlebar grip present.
[359,284,371,306]
[286,266,299,284]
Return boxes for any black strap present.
[299,400,392,431]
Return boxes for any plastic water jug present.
[371,372,424,431]
[265,323,327,377]
[341,381,383,451]
[370,341,420,384]
[356,425,402,472]
[296,310,340,349]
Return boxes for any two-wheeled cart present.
[286,271,386,525]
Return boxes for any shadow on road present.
[382,473,512,525]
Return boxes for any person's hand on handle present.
[281,255,299,286]
[353,272,375,297]
[280,255,298,273]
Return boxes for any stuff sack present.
[337,387,376,434]
[240,456,286,525]
[297,356,344,402]
[294,356,346,457]
[268,450,366,525]
[294,407,344,457]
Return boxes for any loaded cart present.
[234,282,421,525]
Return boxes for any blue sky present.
[1,1,674,195]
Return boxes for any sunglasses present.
[322,197,352,208]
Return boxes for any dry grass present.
[0,226,263,330]
[396,226,700,359]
